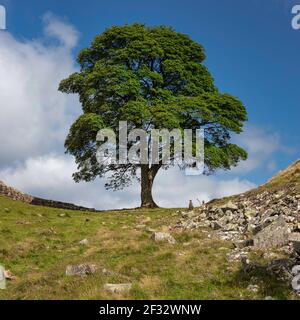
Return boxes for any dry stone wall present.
[0,180,95,211]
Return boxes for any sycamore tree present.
[59,24,247,208]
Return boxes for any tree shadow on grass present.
[226,260,295,300]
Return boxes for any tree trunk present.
[140,164,159,208]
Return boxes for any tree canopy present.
[59,23,248,208]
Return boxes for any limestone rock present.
[135,224,146,230]
[219,201,238,212]
[234,239,254,249]
[253,216,290,249]
[79,239,89,246]
[66,264,97,276]
[247,284,259,293]
[103,283,132,294]
[151,232,176,244]
[289,232,300,253]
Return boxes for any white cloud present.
[0,154,255,210]
[43,12,80,49]
[0,14,80,167]
[154,167,255,208]
[232,125,290,174]
[0,154,137,209]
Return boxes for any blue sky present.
[0,0,299,208]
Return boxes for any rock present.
[253,216,290,249]
[15,221,31,225]
[176,252,186,257]
[289,233,300,253]
[220,201,238,212]
[102,268,115,276]
[174,163,300,257]
[4,208,11,213]
[145,227,156,233]
[223,223,238,231]
[103,283,132,294]
[0,265,6,289]
[182,219,199,229]
[79,239,89,246]
[58,213,71,218]
[247,284,259,293]
[291,266,300,291]
[3,269,16,280]
[181,211,197,219]
[250,224,263,235]
[226,248,248,262]
[139,216,151,224]
[234,239,254,249]
[244,209,257,219]
[210,221,222,230]
[66,264,97,276]
[267,259,295,281]
[135,224,146,230]
[150,232,176,244]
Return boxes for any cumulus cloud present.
[43,13,79,49]
[153,168,256,208]
[232,125,292,174]
[0,154,255,209]
[0,14,80,167]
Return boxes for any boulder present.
[135,224,146,230]
[66,264,97,276]
[234,239,254,249]
[151,232,176,244]
[79,239,89,245]
[247,284,259,293]
[219,201,238,212]
[103,283,132,294]
[253,216,290,249]
[289,233,300,253]
[210,221,222,230]
[181,211,197,219]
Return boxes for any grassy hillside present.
[0,195,297,300]
[209,160,300,207]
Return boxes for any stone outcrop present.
[174,160,300,292]
[175,160,300,247]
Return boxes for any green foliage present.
[59,23,248,189]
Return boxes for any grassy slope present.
[210,160,300,207]
[0,195,296,300]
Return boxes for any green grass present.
[0,195,297,300]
